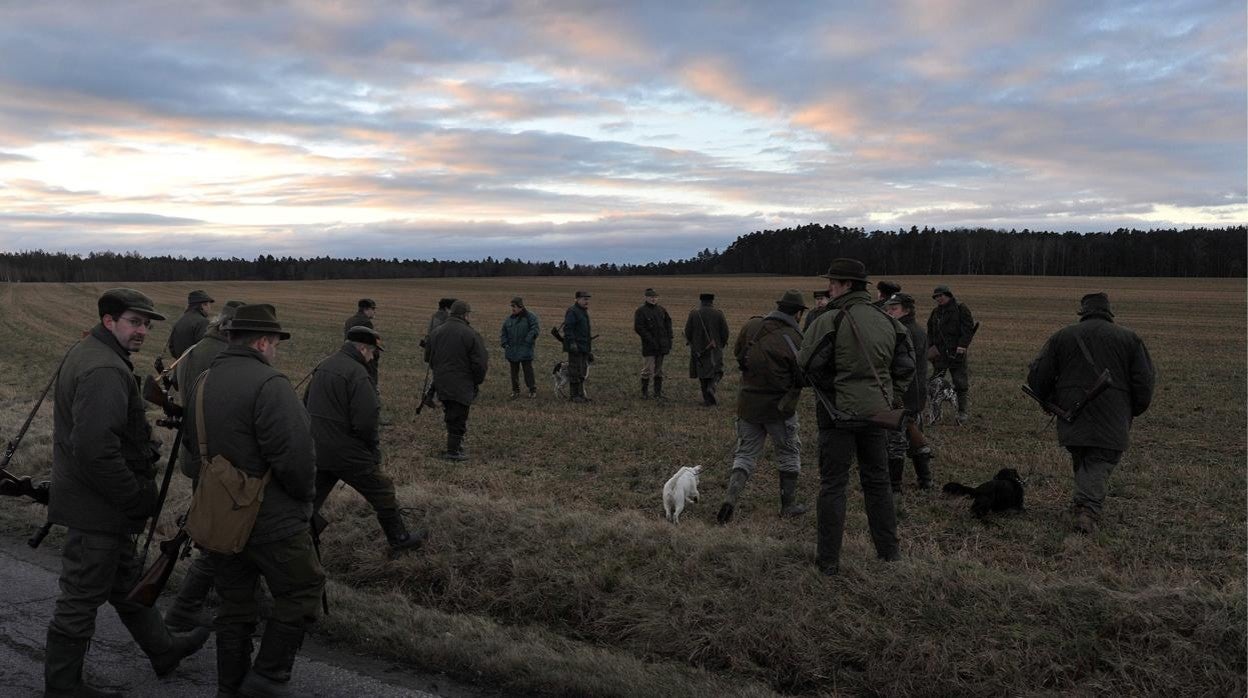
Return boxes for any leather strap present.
[195,370,210,456]
[841,306,892,405]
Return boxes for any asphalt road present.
[0,535,455,697]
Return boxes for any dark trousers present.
[815,426,899,568]
[933,355,969,395]
[49,529,151,641]
[313,466,399,523]
[443,399,471,444]
[1068,446,1122,517]
[213,530,324,633]
[566,351,589,382]
[509,360,536,392]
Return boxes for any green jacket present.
[684,303,729,379]
[733,311,804,423]
[174,329,229,477]
[49,325,159,534]
[343,310,374,337]
[562,304,592,354]
[634,302,673,356]
[926,296,975,355]
[798,290,915,420]
[500,310,540,362]
[426,316,489,405]
[1026,313,1155,451]
[184,345,316,546]
[304,343,381,472]
[167,308,208,358]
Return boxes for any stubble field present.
[0,275,1244,697]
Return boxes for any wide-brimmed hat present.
[226,304,291,339]
[450,300,472,316]
[346,325,385,351]
[575,290,592,299]
[98,288,166,321]
[876,280,901,295]
[776,289,808,310]
[932,285,952,299]
[187,290,214,305]
[1077,292,1114,317]
[822,258,869,282]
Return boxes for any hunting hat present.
[775,289,808,311]
[575,290,592,298]
[225,303,291,340]
[822,258,869,282]
[699,293,715,301]
[346,325,385,351]
[217,300,245,324]
[885,292,916,308]
[932,284,952,299]
[644,288,658,298]
[1077,292,1114,317]
[813,289,830,299]
[438,297,456,310]
[510,296,525,307]
[876,280,901,296]
[450,300,471,316]
[357,298,377,309]
[98,288,166,321]
[187,289,214,305]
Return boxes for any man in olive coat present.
[307,326,424,552]
[343,298,380,388]
[45,289,209,696]
[802,289,830,331]
[500,296,540,398]
[167,289,214,358]
[798,259,915,576]
[420,297,456,409]
[883,293,932,493]
[684,293,730,406]
[426,300,489,459]
[927,284,976,424]
[562,291,593,403]
[718,290,808,524]
[633,288,673,399]
[1026,292,1155,534]
[183,303,325,695]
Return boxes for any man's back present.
[305,344,380,471]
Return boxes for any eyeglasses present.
[119,315,152,328]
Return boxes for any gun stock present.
[905,420,928,449]
[1021,384,1074,423]
[1068,369,1113,421]
[864,408,907,431]
[125,529,190,607]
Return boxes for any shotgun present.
[1022,368,1113,424]
[809,385,907,430]
[125,523,191,607]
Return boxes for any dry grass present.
[0,275,1244,696]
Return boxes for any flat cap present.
[813,289,830,299]
[99,288,166,321]
[885,292,916,307]
[346,325,385,351]
[644,288,658,297]
[187,289,214,305]
[450,300,471,316]
[575,290,592,298]
[1077,292,1114,317]
[357,298,377,309]
[510,296,525,307]
[932,285,952,298]
[699,293,715,301]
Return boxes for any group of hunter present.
[22,264,1153,695]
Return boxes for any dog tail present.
[942,482,977,497]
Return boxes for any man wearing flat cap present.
[718,289,808,524]
[426,301,489,459]
[167,289,214,358]
[633,288,673,400]
[561,291,593,403]
[684,293,730,406]
[183,303,325,694]
[500,297,540,399]
[875,280,901,307]
[798,259,915,576]
[344,298,380,389]
[45,289,209,695]
[1026,293,1154,534]
[307,326,426,552]
[803,289,831,331]
[926,284,976,424]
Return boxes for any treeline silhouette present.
[1,226,1243,282]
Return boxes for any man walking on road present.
[46,288,209,697]
[634,288,673,399]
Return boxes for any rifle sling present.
[841,305,893,407]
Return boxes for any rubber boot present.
[442,434,467,461]
[778,471,808,517]
[716,468,750,524]
[164,552,216,632]
[238,620,304,697]
[379,513,426,554]
[44,629,123,697]
[119,607,211,677]
[215,624,255,698]
[570,381,589,403]
[888,458,905,494]
[640,378,650,399]
[956,392,969,425]
[912,453,934,490]
[653,377,665,400]
[705,378,719,406]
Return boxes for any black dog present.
[942,468,1025,518]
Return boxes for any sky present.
[0,1,1244,264]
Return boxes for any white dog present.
[662,465,702,524]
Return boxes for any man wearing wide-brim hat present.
[797,258,915,576]
[167,289,215,359]
[1026,292,1155,535]
[717,289,809,524]
[183,303,325,694]
[926,283,976,424]
[45,288,210,695]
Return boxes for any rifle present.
[905,420,928,450]
[125,518,191,607]
[415,362,433,415]
[693,308,718,359]
[1022,368,1113,424]
[809,384,907,431]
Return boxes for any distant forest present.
[1,226,1243,282]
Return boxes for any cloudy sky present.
[0,1,1243,264]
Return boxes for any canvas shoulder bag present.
[185,370,273,554]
